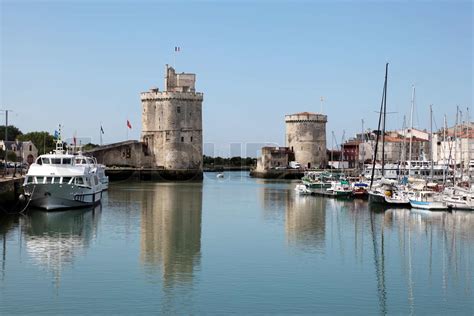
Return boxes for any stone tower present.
[285,112,327,169]
[141,65,203,171]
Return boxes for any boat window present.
[26,176,34,184]
[62,158,72,165]
[51,158,61,164]
[94,176,99,185]
[87,158,94,164]
[75,177,84,185]
[62,177,72,184]
[36,158,42,165]
[46,177,53,184]
[41,158,50,164]
[36,176,44,184]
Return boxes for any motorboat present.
[294,184,312,195]
[23,132,104,211]
[409,191,448,211]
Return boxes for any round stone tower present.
[141,66,203,170]
[285,112,327,169]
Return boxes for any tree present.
[83,143,99,151]
[6,151,17,162]
[0,148,4,160]
[18,132,55,155]
[0,125,23,141]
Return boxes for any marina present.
[1,172,473,314]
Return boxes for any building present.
[342,140,360,168]
[0,140,38,164]
[285,112,327,169]
[141,65,203,170]
[256,147,294,172]
[432,124,474,167]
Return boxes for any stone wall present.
[141,88,203,171]
[285,113,327,169]
[85,141,153,168]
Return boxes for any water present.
[1,172,473,314]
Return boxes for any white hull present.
[24,183,102,211]
[409,199,448,210]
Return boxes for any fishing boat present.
[409,191,448,210]
[23,129,104,211]
[301,171,333,189]
[326,180,352,197]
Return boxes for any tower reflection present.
[258,181,326,252]
[140,183,203,288]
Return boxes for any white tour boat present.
[23,135,105,211]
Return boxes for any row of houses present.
[342,125,474,168]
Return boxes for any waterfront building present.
[432,123,474,167]
[255,147,294,172]
[285,112,327,169]
[0,140,38,164]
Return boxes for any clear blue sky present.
[1,1,472,157]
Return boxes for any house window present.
[29,145,32,151]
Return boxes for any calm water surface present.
[1,172,473,314]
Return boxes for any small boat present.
[443,187,474,210]
[409,191,448,210]
[352,182,368,199]
[216,173,224,179]
[295,184,312,195]
[326,180,352,197]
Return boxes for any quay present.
[0,176,25,208]
[250,168,361,179]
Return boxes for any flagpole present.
[100,122,103,146]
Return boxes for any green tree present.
[18,131,55,155]
[83,143,99,151]
[6,151,17,162]
[0,125,23,141]
[0,148,4,160]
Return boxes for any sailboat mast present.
[467,107,471,178]
[381,63,388,177]
[443,114,447,184]
[430,104,434,180]
[454,106,458,183]
[408,85,415,174]
[369,65,388,189]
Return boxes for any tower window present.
[177,106,181,113]
[190,136,193,142]
[181,136,184,142]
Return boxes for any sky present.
[1,0,472,157]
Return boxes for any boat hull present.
[409,199,448,211]
[24,184,103,211]
[368,192,387,204]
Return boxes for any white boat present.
[74,153,109,191]
[23,133,104,211]
[443,187,474,210]
[295,184,312,195]
[409,191,448,210]
[216,173,224,179]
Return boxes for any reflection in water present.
[140,183,202,288]
[21,205,101,284]
[259,182,326,252]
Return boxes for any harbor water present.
[1,172,473,314]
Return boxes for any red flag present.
[127,120,132,129]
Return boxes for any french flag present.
[127,120,132,129]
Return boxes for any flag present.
[54,130,59,139]
[73,131,77,146]
[100,125,104,134]
[127,120,132,129]
[175,46,180,52]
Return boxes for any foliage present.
[0,148,4,159]
[6,151,17,162]
[203,155,257,167]
[0,125,23,141]
[18,131,55,155]
[83,143,99,151]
